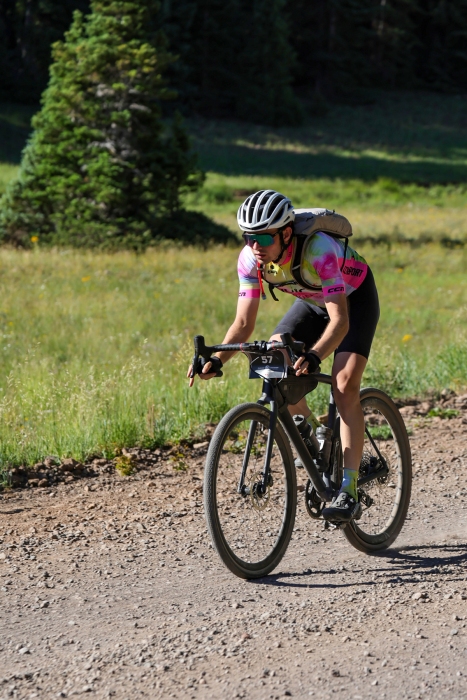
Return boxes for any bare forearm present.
[312,316,349,360]
[215,320,254,364]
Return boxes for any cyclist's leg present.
[269,299,328,418]
[332,351,367,495]
[323,269,380,521]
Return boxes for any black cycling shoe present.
[322,491,362,522]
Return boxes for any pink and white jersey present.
[238,232,368,309]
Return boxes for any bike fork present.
[237,395,277,495]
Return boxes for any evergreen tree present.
[0,0,90,101]
[236,0,302,125]
[0,0,231,249]
[286,0,421,98]
[415,0,467,90]
[159,0,301,125]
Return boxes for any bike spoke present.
[357,402,403,536]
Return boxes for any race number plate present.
[246,349,289,380]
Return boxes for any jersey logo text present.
[342,265,363,278]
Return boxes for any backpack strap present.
[268,283,280,301]
[290,234,309,288]
[260,232,348,300]
[341,238,349,271]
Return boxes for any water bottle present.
[316,425,333,471]
[293,414,320,457]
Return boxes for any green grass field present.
[0,242,466,474]
[0,92,466,473]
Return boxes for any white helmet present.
[237,190,295,233]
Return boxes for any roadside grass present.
[0,243,466,474]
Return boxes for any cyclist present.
[188,190,379,522]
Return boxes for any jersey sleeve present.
[306,233,346,298]
[237,246,261,299]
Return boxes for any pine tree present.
[415,0,467,90]
[0,0,228,249]
[236,0,302,125]
[0,0,91,101]
[159,0,301,125]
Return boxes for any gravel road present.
[1,402,467,700]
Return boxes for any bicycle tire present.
[204,402,297,579]
[342,388,412,553]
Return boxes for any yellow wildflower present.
[30,236,39,243]
[81,276,91,282]
[402,334,413,343]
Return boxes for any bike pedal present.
[323,520,344,531]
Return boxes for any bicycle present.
[190,333,412,580]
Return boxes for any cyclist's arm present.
[311,293,349,360]
[214,296,260,364]
[187,296,259,385]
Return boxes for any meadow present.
[0,91,466,473]
[0,242,465,473]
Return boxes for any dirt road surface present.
[1,407,467,700]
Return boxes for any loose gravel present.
[1,396,467,699]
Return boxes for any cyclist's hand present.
[187,356,223,387]
[294,351,320,376]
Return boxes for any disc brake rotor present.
[248,471,271,511]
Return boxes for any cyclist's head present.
[237,190,295,234]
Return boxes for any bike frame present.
[191,334,389,505]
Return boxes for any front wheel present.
[204,403,297,579]
[342,388,412,553]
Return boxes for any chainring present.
[304,479,325,519]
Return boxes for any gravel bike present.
[190,334,412,580]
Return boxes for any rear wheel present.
[342,388,412,552]
[204,403,296,579]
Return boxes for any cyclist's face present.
[249,227,292,264]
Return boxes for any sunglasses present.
[242,231,278,247]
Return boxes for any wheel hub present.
[249,471,271,511]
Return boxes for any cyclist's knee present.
[333,374,361,411]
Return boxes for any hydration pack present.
[265,208,353,301]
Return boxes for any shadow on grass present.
[197,143,467,185]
